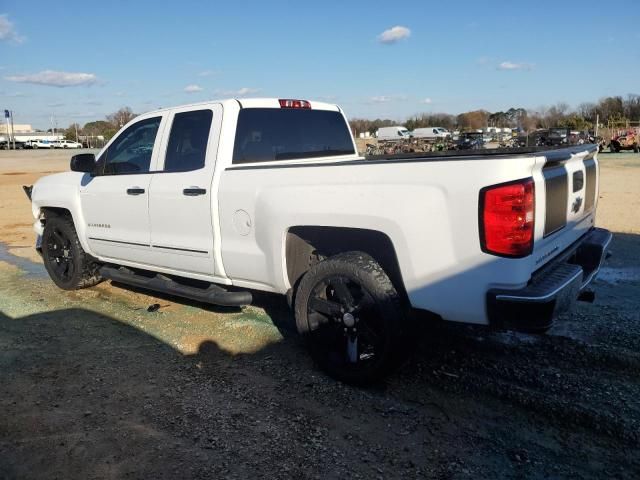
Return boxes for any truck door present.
[147,105,222,276]
[80,115,164,263]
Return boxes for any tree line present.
[349,94,640,135]
[62,94,640,141]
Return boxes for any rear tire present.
[42,215,102,290]
[294,251,407,384]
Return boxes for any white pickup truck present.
[25,98,612,383]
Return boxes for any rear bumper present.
[487,227,612,333]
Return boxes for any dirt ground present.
[1,149,639,479]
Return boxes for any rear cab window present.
[232,108,355,164]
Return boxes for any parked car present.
[25,98,611,384]
[376,126,411,141]
[25,140,55,149]
[411,127,451,140]
[52,140,83,149]
[456,131,485,149]
[0,140,26,150]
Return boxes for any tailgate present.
[531,145,599,270]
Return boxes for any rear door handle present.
[183,187,207,196]
[127,187,145,195]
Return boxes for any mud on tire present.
[41,214,102,290]
[294,251,408,385]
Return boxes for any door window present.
[163,109,213,172]
[99,117,161,175]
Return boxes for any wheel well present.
[41,207,71,218]
[286,226,406,298]
[39,207,72,226]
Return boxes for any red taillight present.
[480,178,535,257]
[279,99,311,109]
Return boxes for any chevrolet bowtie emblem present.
[572,196,583,213]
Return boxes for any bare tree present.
[107,107,137,128]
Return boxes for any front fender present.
[31,172,93,255]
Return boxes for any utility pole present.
[10,110,15,150]
[4,110,10,149]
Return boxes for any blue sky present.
[1,0,639,129]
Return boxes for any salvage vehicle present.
[25,98,612,384]
[411,127,451,140]
[455,131,484,149]
[376,126,412,141]
[534,128,570,147]
[609,130,639,153]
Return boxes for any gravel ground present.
[0,150,639,479]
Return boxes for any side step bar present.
[99,266,252,307]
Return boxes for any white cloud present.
[216,87,260,97]
[5,70,98,87]
[497,61,533,71]
[368,94,408,104]
[198,70,217,77]
[420,98,433,104]
[370,95,391,103]
[0,14,25,44]
[47,102,65,107]
[184,84,203,93]
[378,26,411,44]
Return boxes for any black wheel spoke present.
[46,243,59,257]
[309,297,342,317]
[52,229,66,246]
[330,277,355,310]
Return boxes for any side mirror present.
[70,153,96,173]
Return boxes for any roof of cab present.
[139,98,341,117]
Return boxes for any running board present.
[99,266,252,307]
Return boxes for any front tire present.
[42,215,102,290]
[294,251,407,384]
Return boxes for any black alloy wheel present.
[44,224,76,284]
[295,252,406,384]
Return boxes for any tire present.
[42,215,102,290]
[610,143,618,153]
[294,251,407,384]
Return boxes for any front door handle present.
[127,187,145,195]
[183,187,207,196]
